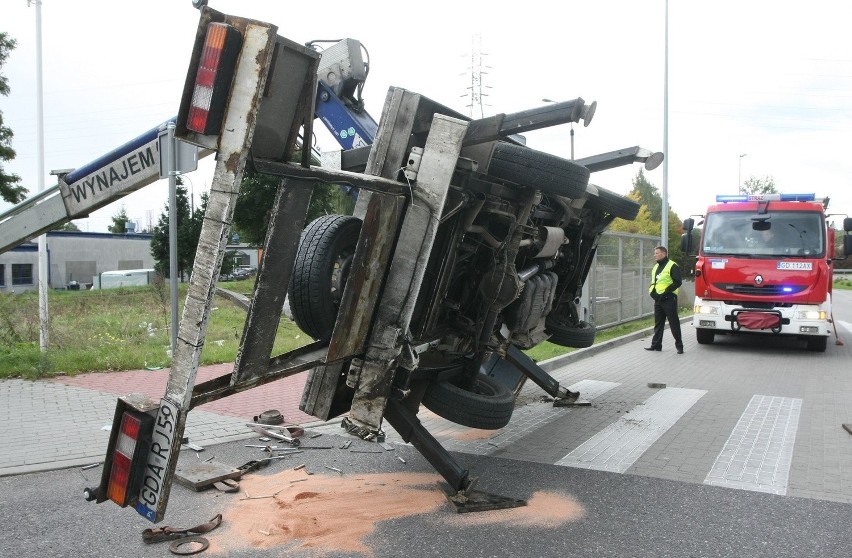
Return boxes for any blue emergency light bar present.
[716,193,816,203]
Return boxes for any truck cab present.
[683,193,852,352]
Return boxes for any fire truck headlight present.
[694,305,719,315]
[797,310,826,320]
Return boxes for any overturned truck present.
[77,7,663,520]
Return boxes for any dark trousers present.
[650,295,683,349]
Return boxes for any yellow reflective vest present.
[649,260,679,295]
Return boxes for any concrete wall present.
[0,231,154,293]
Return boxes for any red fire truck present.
[682,193,852,352]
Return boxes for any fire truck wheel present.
[696,329,715,345]
[488,142,590,199]
[545,318,596,348]
[422,374,514,430]
[288,214,362,341]
[806,336,827,352]
[585,184,641,220]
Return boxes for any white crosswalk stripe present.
[555,387,707,473]
[704,395,801,495]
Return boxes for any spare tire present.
[545,318,596,348]
[422,374,514,430]
[288,214,361,340]
[488,142,590,199]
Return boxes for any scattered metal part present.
[184,443,205,452]
[350,449,383,454]
[258,437,271,442]
[553,398,591,407]
[169,536,210,555]
[143,514,222,545]
[246,424,300,446]
[288,446,332,450]
[310,433,323,438]
[253,409,284,425]
[397,456,406,464]
[325,466,343,474]
[293,464,306,471]
[80,463,100,471]
[843,424,852,436]
[202,456,215,463]
[258,530,270,536]
[340,440,352,449]
[379,442,394,451]
[648,382,667,389]
[236,459,271,476]
[245,423,305,437]
[289,478,308,483]
[487,442,499,447]
[213,479,239,493]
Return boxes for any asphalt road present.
[2,291,851,557]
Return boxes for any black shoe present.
[676,348,684,354]
[644,347,662,351]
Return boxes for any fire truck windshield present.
[701,211,824,257]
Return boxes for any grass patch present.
[0,282,309,379]
[834,278,852,290]
[525,315,657,362]
[1,280,661,379]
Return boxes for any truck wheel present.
[696,329,715,345]
[488,142,590,199]
[806,336,827,352]
[288,215,361,341]
[585,185,641,220]
[545,318,596,348]
[422,374,514,430]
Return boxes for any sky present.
[2,0,851,235]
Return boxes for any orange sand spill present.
[209,470,446,556]
[451,428,501,441]
[207,470,585,556]
[451,491,585,527]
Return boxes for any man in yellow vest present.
[645,246,684,354]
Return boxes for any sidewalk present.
[0,322,663,477]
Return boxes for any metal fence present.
[580,232,695,331]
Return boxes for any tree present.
[608,170,686,269]
[741,175,777,196]
[108,206,130,233]
[150,183,195,279]
[232,166,354,246]
[54,221,81,232]
[0,32,26,204]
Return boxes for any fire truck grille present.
[715,284,807,297]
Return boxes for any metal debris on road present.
[80,463,100,471]
[648,382,667,389]
[397,456,406,464]
[325,466,343,474]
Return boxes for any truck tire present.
[422,374,515,430]
[586,185,641,220]
[806,336,827,352]
[488,142,590,199]
[696,329,715,345]
[288,214,361,341]
[545,318,596,348]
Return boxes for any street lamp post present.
[738,153,747,194]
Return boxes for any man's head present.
[654,246,668,262]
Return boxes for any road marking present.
[704,395,801,495]
[441,380,621,456]
[555,387,706,473]
[836,320,852,335]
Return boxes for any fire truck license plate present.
[136,398,180,522]
[777,262,812,270]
